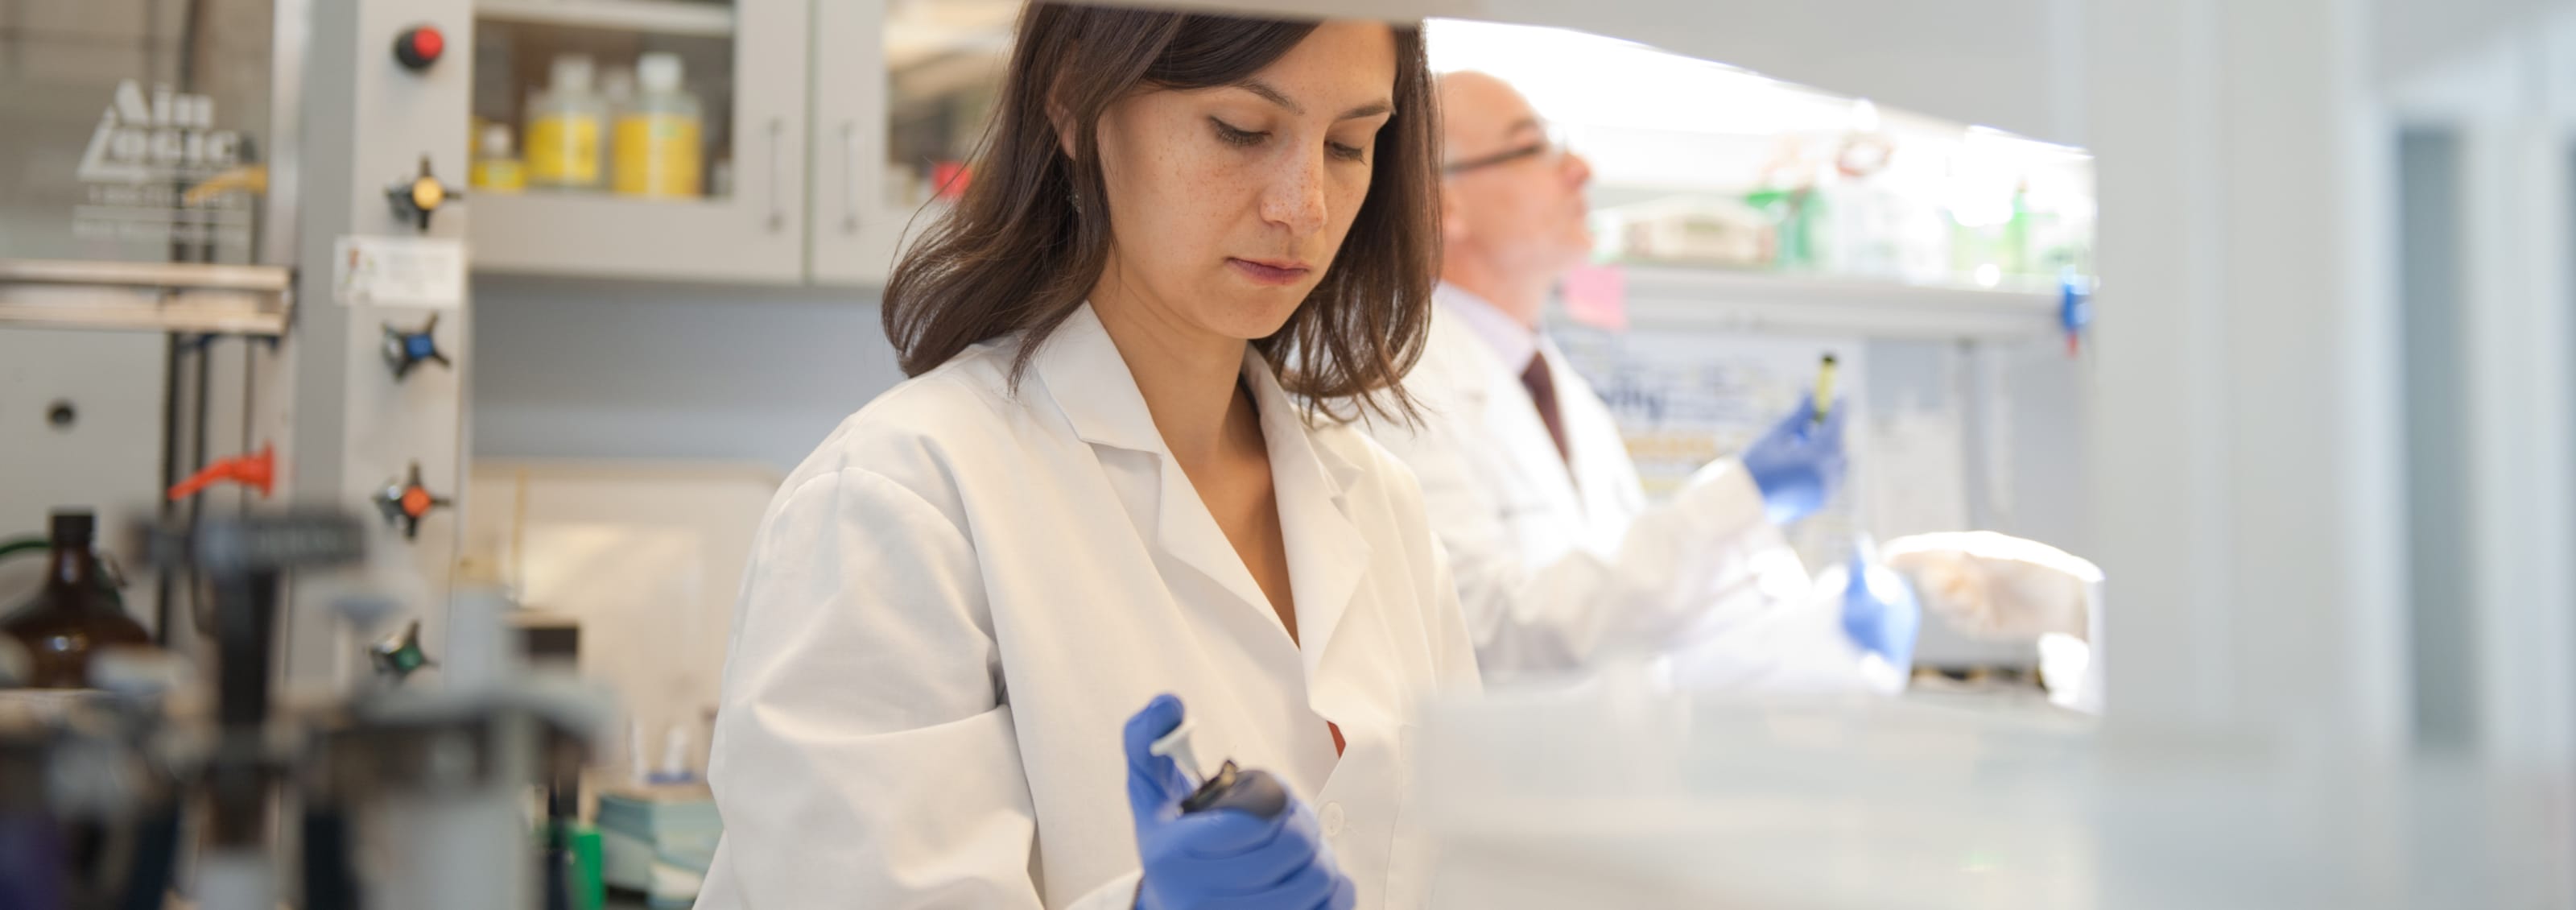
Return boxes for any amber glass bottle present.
[2,511,150,688]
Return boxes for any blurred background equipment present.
[0,511,610,910]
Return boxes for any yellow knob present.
[410,178,445,212]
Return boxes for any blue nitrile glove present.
[1742,395,1849,526]
[1124,695,1355,910]
[1842,550,1922,669]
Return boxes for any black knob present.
[373,462,452,540]
[386,155,460,231]
[382,313,452,380]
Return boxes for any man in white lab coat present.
[1368,71,1911,689]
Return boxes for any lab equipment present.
[2,511,150,689]
[651,724,700,784]
[2058,267,2092,357]
[472,124,526,192]
[613,52,704,199]
[12,511,613,910]
[167,446,278,500]
[1813,354,1838,424]
[526,55,607,189]
[1740,394,1850,525]
[1883,532,2097,640]
[1147,712,1292,819]
[597,786,720,909]
[1123,695,1354,910]
[1883,531,2105,712]
[368,618,434,682]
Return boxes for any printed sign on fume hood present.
[334,236,465,308]
[72,80,256,251]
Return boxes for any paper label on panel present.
[333,236,466,308]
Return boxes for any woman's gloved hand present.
[1124,695,1355,910]
[1742,395,1849,526]
[1841,549,1922,671]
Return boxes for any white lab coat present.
[1367,285,1868,688]
[696,304,1482,910]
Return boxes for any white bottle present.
[612,52,704,198]
[469,123,525,192]
[524,54,606,189]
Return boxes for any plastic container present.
[611,52,704,199]
[470,124,526,192]
[526,55,606,189]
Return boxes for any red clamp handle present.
[169,445,276,500]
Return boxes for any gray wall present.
[470,276,905,475]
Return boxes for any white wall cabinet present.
[466,0,812,283]
[464,0,1009,286]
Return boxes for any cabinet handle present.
[840,121,861,234]
[766,118,787,233]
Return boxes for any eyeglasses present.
[1443,123,1571,176]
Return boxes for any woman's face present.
[1091,20,1398,342]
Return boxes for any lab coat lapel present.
[1242,353,1372,682]
[1030,306,1279,627]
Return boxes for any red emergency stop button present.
[394,25,444,71]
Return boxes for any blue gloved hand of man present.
[1124,694,1356,910]
[1742,394,1849,526]
[1841,551,1922,669]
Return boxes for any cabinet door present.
[467,0,810,283]
[809,0,1014,286]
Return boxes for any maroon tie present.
[1520,354,1571,469]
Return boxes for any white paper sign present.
[1554,325,1876,571]
[333,235,464,308]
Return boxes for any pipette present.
[1150,718,1290,818]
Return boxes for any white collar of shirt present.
[1435,282,1543,371]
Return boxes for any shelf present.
[1586,266,2063,341]
[476,0,735,39]
[466,191,803,283]
[0,259,292,335]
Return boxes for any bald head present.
[1438,71,1540,160]
[1433,71,1594,325]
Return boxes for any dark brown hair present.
[880,2,1439,422]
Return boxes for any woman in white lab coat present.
[697,6,1476,910]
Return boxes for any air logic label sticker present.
[72,80,257,250]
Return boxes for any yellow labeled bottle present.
[613,52,704,199]
[470,124,526,192]
[526,55,605,189]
